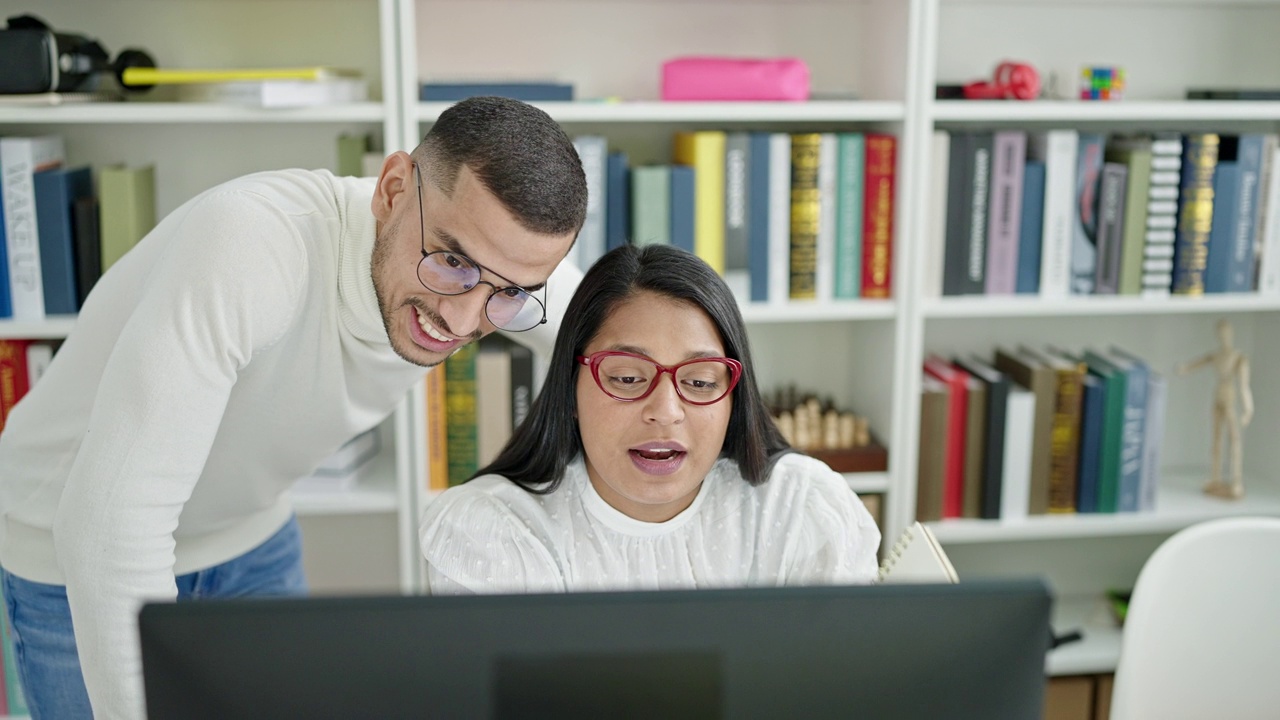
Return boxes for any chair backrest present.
[1110,516,1280,720]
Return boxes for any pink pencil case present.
[661,57,810,102]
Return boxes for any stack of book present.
[121,66,368,108]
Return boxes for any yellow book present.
[789,133,822,299]
[672,131,727,274]
[121,66,360,86]
[424,368,449,492]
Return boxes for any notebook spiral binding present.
[877,524,920,583]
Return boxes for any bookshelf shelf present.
[0,316,77,340]
[0,102,387,125]
[927,470,1280,544]
[920,294,1280,319]
[929,100,1280,124]
[417,101,906,125]
[739,300,896,323]
[291,452,400,516]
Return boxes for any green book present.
[337,132,370,177]
[98,164,157,272]
[444,342,478,486]
[835,132,865,299]
[1106,140,1153,295]
[630,166,670,247]
[1083,350,1128,513]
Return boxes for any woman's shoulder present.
[421,474,555,535]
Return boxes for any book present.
[815,133,838,301]
[994,347,1056,515]
[295,428,381,493]
[0,339,32,433]
[1016,159,1046,294]
[673,130,727,274]
[73,195,102,308]
[924,130,951,298]
[419,81,573,102]
[923,356,969,519]
[444,342,479,486]
[960,374,986,518]
[860,134,895,298]
[33,166,93,316]
[1173,133,1221,295]
[99,164,157,272]
[916,373,949,523]
[1082,350,1128,514]
[424,367,449,492]
[1029,130,1078,299]
[1105,137,1153,296]
[180,78,368,108]
[766,133,792,303]
[747,132,773,303]
[605,152,630,253]
[573,135,608,269]
[788,133,822,299]
[1001,385,1036,521]
[630,165,670,248]
[877,522,959,584]
[121,66,361,86]
[1,135,66,321]
[942,131,991,296]
[669,165,695,254]
[985,130,1027,295]
[1071,133,1106,294]
[1258,142,1280,296]
[1093,162,1129,295]
[1142,133,1184,296]
[1024,347,1085,514]
[1204,160,1240,293]
[723,132,752,301]
[953,355,1010,520]
[1186,88,1280,100]
[475,337,514,469]
[834,132,865,299]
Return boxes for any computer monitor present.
[139,579,1051,719]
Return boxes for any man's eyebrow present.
[430,227,546,291]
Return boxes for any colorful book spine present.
[861,133,896,298]
[630,166,670,247]
[766,133,792,303]
[1071,133,1106,294]
[1075,372,1104,514]
[1016,159,1046,294]
[673,130,727,273]
[1030,130,1078,299]
[984,131,1027,295]
[1172,133,1220,295]
[723,132,752,300]
[1093,162,1129,295]
[0,339,32,433]
[33,166,93,315]
[788,133,822,299]
[1,135,66,321]
[923,357,969,519]
[1204,161,1240,293]
[443,342,478,486]
[834,133,864,299]
[747,132,773,303]
[424,367,449,492]
[1104,139,1153,296]
[1083,350,1128,514]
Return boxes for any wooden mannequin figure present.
[1176,319,1254,499]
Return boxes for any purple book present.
[984,131,1027,295]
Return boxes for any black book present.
[953,355,1009,520]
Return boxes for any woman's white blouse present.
[419,453,882,594]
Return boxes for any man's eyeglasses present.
[415,165,546,332]
[577,351,743,406]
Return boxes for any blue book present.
[1107,347,1149,513]
[605,152,630,253]
[669,165,695,255]
[0,180,10,318]
[1016,160,1046,294]
[1075,372,1105,513]
[1228,134,1265,292]
[420,81,573,102]
[747,132,772,302]
[33,166,92,316]
[1204,161,1239,293]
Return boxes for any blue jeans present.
[1,515,307,720]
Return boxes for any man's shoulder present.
[212,169,373,214]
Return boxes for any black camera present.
[0,14,155,94]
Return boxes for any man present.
[0,96,586,719]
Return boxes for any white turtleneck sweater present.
[0,169,578,719]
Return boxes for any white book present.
[814,133,838,302]
[878,522,958,584]
[0,135,65,321]
[1030,130,1077,299]
[26,342,54,388]
[1257,146,1280,295]
[767,133,792,304]
[181,78,368,108]
[294,427,381,492]
[572,135,608,270]
[1000,385,1035,521]
[1139,371,1168,512]
[923,130,951,298]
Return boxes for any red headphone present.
[963,62,1041,100]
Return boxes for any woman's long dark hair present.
[474,243,791,493]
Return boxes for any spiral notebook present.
[878,522,959,584]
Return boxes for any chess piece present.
[1176,319,1253,499]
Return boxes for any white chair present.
[1110,516,1280,720]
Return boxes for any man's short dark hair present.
[416,96,587,237]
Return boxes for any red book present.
[861,133,896,298]
[923,356,968,518]
[0,339,32,434]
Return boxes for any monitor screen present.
[139,579,1051,719]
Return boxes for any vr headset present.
[0,14,154,94]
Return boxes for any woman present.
[420,244,880,593]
